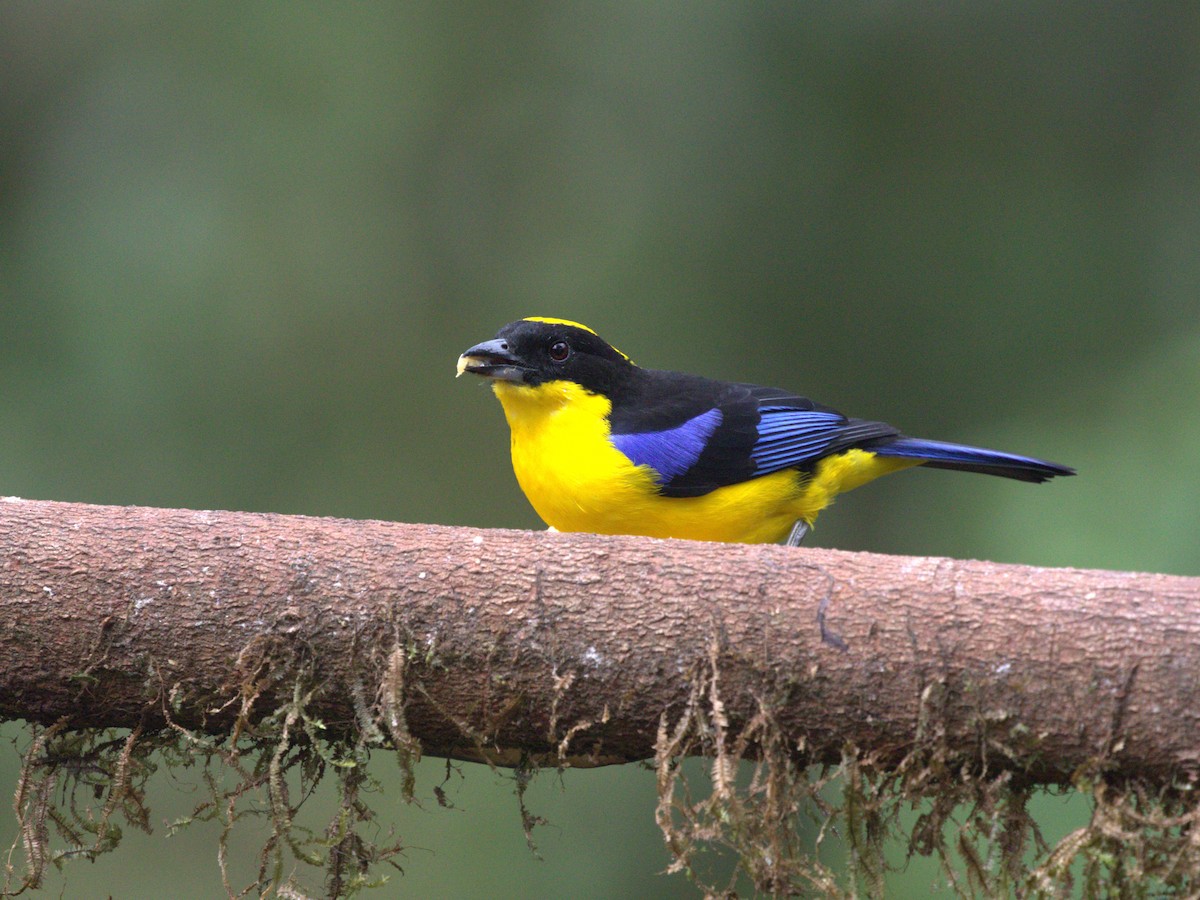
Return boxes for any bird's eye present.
[548,340,570,362]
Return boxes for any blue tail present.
[870,436,1075,484]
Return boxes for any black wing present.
[607,370,898,498]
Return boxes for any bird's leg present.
[785,520,809,547]
[784,520,843,645]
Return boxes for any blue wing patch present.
[610,409,724,480]
[749,407,847,475]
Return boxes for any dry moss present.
[3,636,410,899]
[5,633,1200,898]
[651,640,1200,898]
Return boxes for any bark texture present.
[0,497,1195,781]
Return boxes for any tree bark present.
[0,497,1194,781]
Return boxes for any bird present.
[456,317,1074,546]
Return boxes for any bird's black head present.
[457,318,635,394]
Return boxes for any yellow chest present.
[494,381,658,534]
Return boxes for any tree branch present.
[0,497,1195,782]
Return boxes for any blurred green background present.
[2,3,1198,896]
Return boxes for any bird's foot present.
[785,520,809,547]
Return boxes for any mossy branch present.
[3,497,1200,896]
[0,497,1195,782]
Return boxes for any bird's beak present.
[456,338,530,383]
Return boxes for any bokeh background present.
[2,3,1198,896]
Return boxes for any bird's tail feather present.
[870,437,1075,484]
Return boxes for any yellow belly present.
[492,380,917,544]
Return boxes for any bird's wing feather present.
[750,408,900,476]
[609,408,724,481]
[749,408,853,473]
[608,375,899,498]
